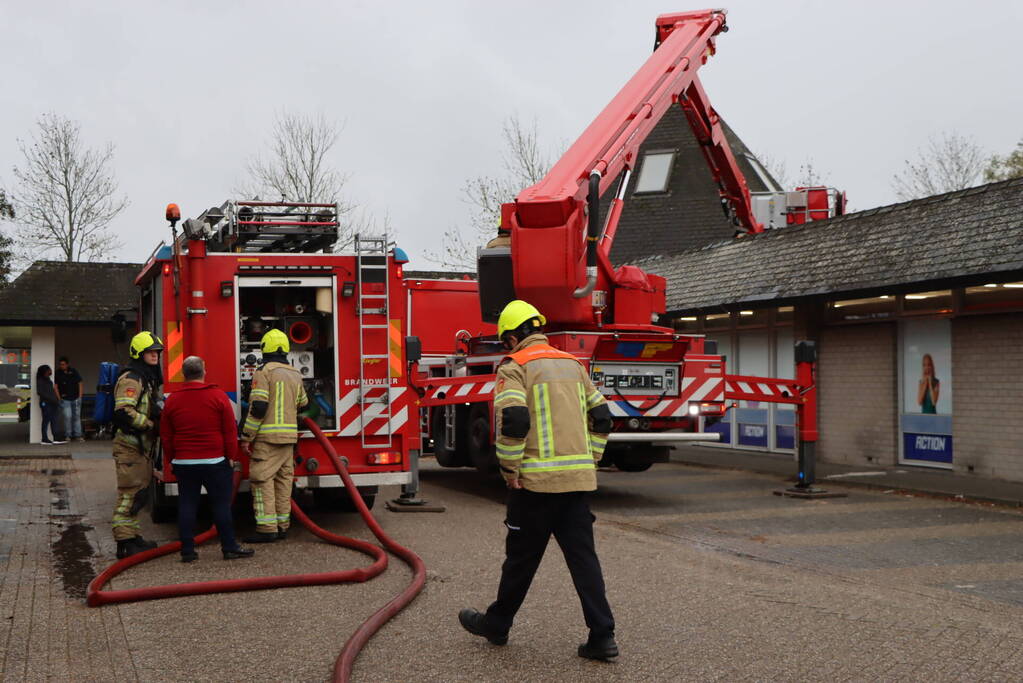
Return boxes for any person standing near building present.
[240,329,309,543]
[35,365,66,445]
[160,356,253,563]
[458,300,619,661]
[55,356,84,442]
[110,331,164,559]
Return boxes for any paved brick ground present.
[3,448,1023,681]
[0,456,136,681]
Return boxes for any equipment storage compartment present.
[237,276,337,431]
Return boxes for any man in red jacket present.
[161,356,254,563]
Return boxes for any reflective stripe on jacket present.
[242,362,309,444]
[494,334,609,493]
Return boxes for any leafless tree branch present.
[9,113,127,262]
[240,111,356,246]
[426,116,555,270]
[891,131,986,201]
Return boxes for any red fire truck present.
[413,9,843,475]
[136,202,425,521]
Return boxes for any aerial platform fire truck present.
[415,8,844,474]
[136,201,426,521]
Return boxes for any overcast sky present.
[2,0,1021,268]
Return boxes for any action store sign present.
[900,319,953,465]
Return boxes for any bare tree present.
[428,116,554,269]
[10,114,126,262]
[0,190,13,220]
[242,111,355,246]
[984,137,1023,182]
[0,190,16,284]
[752,152,835,190]
[891,132,986,201]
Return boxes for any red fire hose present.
[87,418,427,682]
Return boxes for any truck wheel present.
[468,404,497,475]
[608,445,655,473]
[149,476,177,524]
[430,407,470,467]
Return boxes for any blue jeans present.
[61,398,82,438]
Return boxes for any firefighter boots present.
[243,531,278,544]
[115,536,157,559]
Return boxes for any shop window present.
[704,312,732,330]
[736,330,770,448]
[736,309,768,327]
[633,150,676,194]
[773,328,795,451]
[902,289,952,314]
[963,282,1023,312]
[827,295,896,322]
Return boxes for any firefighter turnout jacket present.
[494,334,612,493]
[242,361,309,443]
[112,371,158,453]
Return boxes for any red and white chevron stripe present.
[724,375,802,404]
[337,386,411,437]
[421,379,495,405]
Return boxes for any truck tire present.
[149,476,177,524]
[468,404,497,475]
[607,444,666,473]
[430,406,470,468]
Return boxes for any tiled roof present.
[635,178,1023,314]
[0,261,142,324]
[607,108,776,264]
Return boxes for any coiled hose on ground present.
[87,417,427,682]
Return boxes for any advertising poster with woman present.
[901,319,953,465]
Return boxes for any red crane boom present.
[483,9,761,330]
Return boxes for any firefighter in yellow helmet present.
[459,300,619,660]
[110,331,164,558]
[485,216,511,249]
[240,328,309,542]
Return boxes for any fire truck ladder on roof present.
[225,201,340,253]
[355,234,394,449]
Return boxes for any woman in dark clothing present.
[36,365,66,445]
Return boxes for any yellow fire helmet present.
[261,328,291,354]
[497,300,546,339]
[129,331,164,359]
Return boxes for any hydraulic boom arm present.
[489,9,761,330]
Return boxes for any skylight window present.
[633,150,676,194]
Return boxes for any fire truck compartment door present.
[237,276,334,288]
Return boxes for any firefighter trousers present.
[485,489,615,638]
[111,441,153,541]
[249,441,295,533]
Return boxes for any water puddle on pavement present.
[51,517,96,600]
[47,472,97,600]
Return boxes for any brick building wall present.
[818,323,898,466]
[952,313,1023,482]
